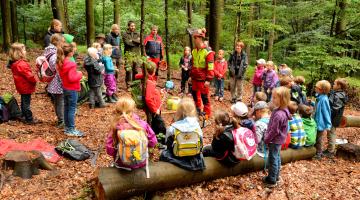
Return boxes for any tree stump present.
[336,143,360,162]
[3,150,54,179]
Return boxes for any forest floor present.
[0,50,359,200]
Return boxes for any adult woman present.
[44,19,63,48]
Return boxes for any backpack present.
[2,93,21,120]
[77,77,90,105]
[55,139,93,161]
[173,128,202,157]
[116,129,148,167]
[36,53,55,82]
[232,127,257,160]
[0,97,9,123]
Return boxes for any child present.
[57,43,84,136]
[262,61,279,102]
[278,64,292,78]
[280,76,306,105]
[249,91,268,117]
[253,101,270,157]
[92,42,103,58]
[203,110,239,165]
[160,97,205,171]
[102,44,117,103]
[84,47,106,109]
[105,97,157,169]
[252,58,266,96]
[288,101,306,149]
[262,86,291,187]
[313,80,332,160]
[179,46,192,95]
[294,76,307,98]
[298,104,317,147]
[325,78,348,157]
[231,102,256,133]
[9,43,37,124]
[214,49,227,101]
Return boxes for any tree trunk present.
[113,0,120,26]
[186,0,193,49]
[10,0,18,43]
[140,0,145,56]
[335,0,347,38]
[165,0,171,80]
[209,0,224,53]
[267,0,276,61]
[254,2,260,60]
[246,3,254,63]
[50,0,68,32]
[234,1,242,48]
[102,0,105,33]
[205,0,210,33]
[329,0,338,36]
[63,0,70,33]
[1,0,12,52]
[85,0,95,47]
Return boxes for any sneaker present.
[112,94,118,101]
[106,96,117,103]
[219,97,224,102]
[65,129,85,137]
[323,150,335,158]
[25,118,41,125]
[214,96,219,101]
[56,121,65,128]
[313,153,322,160]
[262,176,277,188]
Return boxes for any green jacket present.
[302,117,317,146]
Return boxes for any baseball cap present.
[254,101,268,111]
[231,102,248,117]
[256,58,266,65]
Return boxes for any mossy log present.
[339,115,360,128]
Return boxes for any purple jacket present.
[106,113,157,169]
[262,69,278,89]
[264,108,291,145]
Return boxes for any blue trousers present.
[64,90,78,131]
[214,78,224,97]
[267,143,281,183]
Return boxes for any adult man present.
[144,25,164,75]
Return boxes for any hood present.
[302,117,316,126]
[44,44,57,56]
[333,90,348,104]
[61,58,75,73]
[240,119,254,128]
[172,117,201,133]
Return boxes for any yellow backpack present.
[173,128,202,157]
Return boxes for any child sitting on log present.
[160,97,205,171]
[288,101,306,149]
[298,104,317,147]
[253,101,270,157]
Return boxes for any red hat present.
[192,28,206,38]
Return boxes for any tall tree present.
[165,0,171,80]
[63,0,70,32]
[1,0,12,52]
[85,0,95,47]
[209,0,224,53]
[113,0,120,26]
[246,2,255,62]
[51,0,68,32]
[186,0,193,49]
[234,0,242,48]
[102,0,105,33]
[140,0,145,56]
[10,0,19,42]
[335,0,347,38]
[267,0,276,61]
[329,0,338,36]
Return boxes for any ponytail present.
[57,43,73,69]
[214,110,239,139]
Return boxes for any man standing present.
[144,25,164,76]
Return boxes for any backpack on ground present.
[0,97,9,123]
[173,128,202,157]
[36,53,55,82]
[55,139,93,161]
[77,77,90,105]
[2,93,21,120]
[232,127,257,160]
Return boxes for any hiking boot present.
[231,99,237,104]
[219,97,224,102]
[97,103,107,108]
[323,150,335,158]
[262,176,277,188]
[65,129,85,137]
[112,94,118,101]
[89,104,95,109]
[313,153,322,160]
[56,121,65,128]
[106,95,117,103]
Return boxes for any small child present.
[262,61,279,102]
[84,47,106,109]
[325,78,348,157]
[249,91,268,118]
[57,43,84,136]
[92,42,103,58]
[280,76,306,105]
[102,44,117,103]
[313,80,332,160]
[231,102,256,133]
[288,101,306,149]
[298,104,317,147]
[106,97,157,169]
[294,76,307,98]
[278,64,292,78]
[253,101,270,157]
[214,49,227,101]
[160,97,205,171]
[9,43,37,124]
[203,110,239,165]
[252,58,266,96]
[262,86,291,188]
[179,46,192,95]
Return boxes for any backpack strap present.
[45,52,56,61]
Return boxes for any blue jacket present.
[102,56,114,74]
[315,94,332,131]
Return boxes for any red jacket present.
[10,59,37,94]
[214,59,227,79]
[190,45,215,82]
[58,58,82,91]
[145,77,161,114]
[252,65,264,86]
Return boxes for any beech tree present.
[51,0,68,32]
[1,0,12,52]
[85,0,95,47]
[208,0,224,53]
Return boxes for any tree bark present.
[102,0,105,33]
[205,0,210,33]
[209,0,224,53]
[50,0,68,33]
[246,3,254,63]
[1,0,12,52]
[335,0,347,38]
[113,0,120,26]
[140,0,145,56]
[234,0,242,48]
[329,0,338,36]
[186,0,193,49]
[10,0,19,43]
[63,0,70,32]
[267,0,276,61]
[165,0,171,80]
[86,0,95,47]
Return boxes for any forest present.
[0,0,360,199]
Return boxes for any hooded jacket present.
[145,77,161,114]
[265,108,292,145]
[44,44,63,94]
[84,55,104,88]
[329,90,347,127]
[10,60,37,94]
[106,32,122,59]
[144,33,163,59]
[302,117,317,146]
[214,58,228,79]
[58,58,82,91]
[210,125,239,165]
[315,94,332,131]
[228,50,248,79]
[252,65,264,86]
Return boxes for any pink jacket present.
[105,113,157,169]
[252,65,264,86]
[214,59,227,79]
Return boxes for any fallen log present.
[336,143,360,162]
[95,147,316,200]
[339,115,360,128]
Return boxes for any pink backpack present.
[232,127,257,160]
[35,53,55,82]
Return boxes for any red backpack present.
[35,53,55,82]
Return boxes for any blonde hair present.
[92,42,101,49]
[175,97,197,121]
[56,43,74,68]
[50,19,62,29]
[111,24,119,32]
[50,33,64,47]
[272,86,291,109]
[255,92,267,102]
[266,61,274,69]
[280,76,293,87]
[9,43,26,61]
[315,80,331,94]
[87,47,98,59]
[184,46,191,52]
[103,44,112,56]
[214,110,238,138]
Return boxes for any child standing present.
[179,46,192,95]
[106,97,157,169]
[252,58,266,96]
[298,104,317,147]
[313,80,332,160]
[263,86,291,187]
[262,61,279,102]
[57,43,84,136]
[278,64,292,79]
[9,43,37,124]
[280,76,306,105]
[288,101,306,149]
[214,49,227,101]
[84,47,106,109]
[102,44,117,103]
[253,101,270,157]
[325,78,348,157]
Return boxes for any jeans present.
[21,94,33,121]
[89,86,105,106]
[267,143,281,183]
[230,76,243,101]
[264,87,273,102]
[181,69,191,93]
[52,93,64,123]
[214,78,224,97]
[64,90,78,131]
[253,85,262,97]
